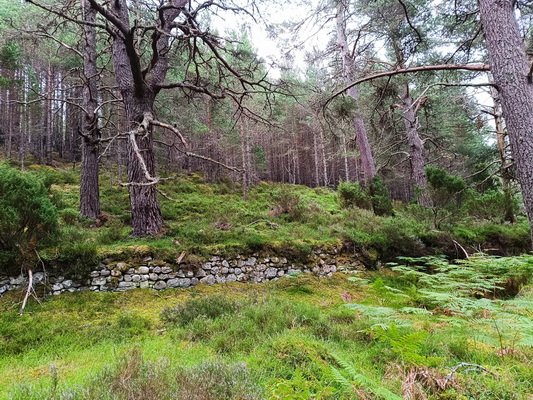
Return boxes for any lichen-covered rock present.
[138,266,149,274]
[200,275,216,285]
[91,277,106,286]
[154,281,167,290]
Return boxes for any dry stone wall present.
[0,250,363,297]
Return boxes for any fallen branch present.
[175,251,186,264]
[19,269,33,316]
[246,219,279,229]
[445,362,498,381]
[452,240,470,260]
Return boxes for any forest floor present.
[1,257,533,399]
[1,163,533,399]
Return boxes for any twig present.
[452,240,470,259]
[445,363,498,381]
[175,251,186,264]
[19,269,33,316]
[246,219,279,229]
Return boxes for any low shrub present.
[337,181,371,210]
[0,163,59,274]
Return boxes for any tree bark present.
[335,0,376,183]
[491,88,516,223]
[87,0,187,235]
[79,0,101,219]
[401,84,432,207]
[479,0,533,244]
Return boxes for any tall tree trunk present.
[479,0,533,244]
[240,115,249,201]
[401,84,432,207]
[336,1,376,183]
[492,88,516,223]
[45,63,53,164]
[79,0,101,219]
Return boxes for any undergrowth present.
[1,255,533,399]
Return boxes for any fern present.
[370,323,429,364]
[330,353,402,400]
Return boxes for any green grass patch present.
[2,256,533,399]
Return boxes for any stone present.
[196,269,206,278]
[222,260,229,268]
[111,269,122,277]
[143,256,153,262]
[190,278,199,286]
[52,283,64,291]
[124,274,132,282]
[127,268,135,274]
[186,270,194,278]
[0,286,7,295]
[63,280,73,289]
[200,275,216,285]
[229,268,234,273]
[131,275,141,282]
[211,267,220,274]
[141,275,149,282]
[139,281,149,289]
[244,257,257,266]
[177,270,186,277]
[154,281,167,290]
[202,263,212,270]
[281,257,288,264]
[257,264,266,272]
[118,282,134,289]
[221,267,229,274]
[210,256,220,262]
[168,278,191,288]
[138,266,150,274]
[236,273,245,282]
[158,274,169,280]
[53,291,62,296]
[227,274,237,282]
[116,262,126,270]
[271,257,279,263]
[234,268,242,275]
[215,276,227,284]
[90,271,100,278]
[153,266,162,273]
[168,273,176,279]
[100,270,111,277]
[102,258,112,265]
[149,273,159,281]
[33,272,45,284]
[91,277,106,286]
[265,268,278,278]
[161,266,173,274]
[277,270,285,277]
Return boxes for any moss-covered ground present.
[2,256,533,399]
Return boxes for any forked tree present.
[27,0,271,236]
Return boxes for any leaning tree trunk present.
[336,0,376,183]
[401,84,432,207]
[79,0,101,219]
[479,0,533,245]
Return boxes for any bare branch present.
[326,64,491,107]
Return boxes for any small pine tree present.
[0,164,58,274]
[370,176,394,216]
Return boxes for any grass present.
[2,257,533,399]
